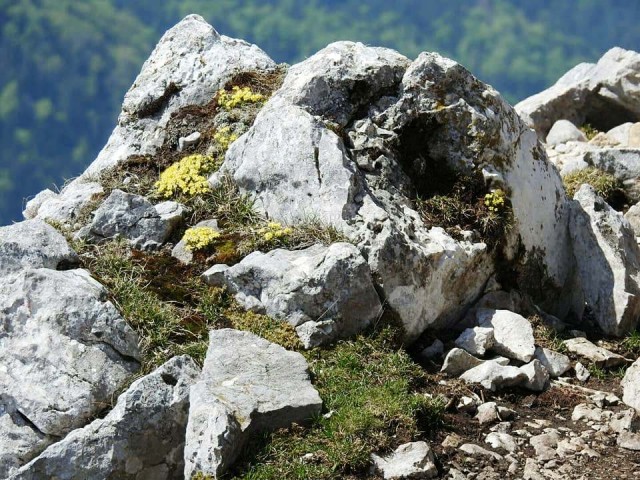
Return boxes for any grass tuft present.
[562,167,620,201]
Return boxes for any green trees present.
[1,0,639,225]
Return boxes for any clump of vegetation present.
[218,86,265,110]
[529,315,567,353]
[230,324,444,479]
[182,226,221,252]
[580,123,599,141]
[622,329,640,357]
[562,167,620,201]
[259,222,294,241]
[415,173,512,248]
[155,154,217,198]
[213,126,239,153]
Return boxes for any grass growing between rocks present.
[77,239,300,371]
[229,324,446,480]
[562,167,621,202]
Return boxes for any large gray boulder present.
[11,356,199,480]
[516,47,640,139]
[0,268,140,433]
[569,184,640,335]
[202,243,382,347]
[0,219,79,273]
[215,41,576,340]
[77,189,184,250]
[183,329,322,478]
[30,14,276,223]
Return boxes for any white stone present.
[371,441,438,479]
[485,432,517,453]
[534,346,571,378]
[460,362,527,391]
[564,336,629,367]
[546,119,587,145]
[455,327,494,356]
[519,360,550,392]
[476,309,536,362]
[622,358,640,412]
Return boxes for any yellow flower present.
[213,126,239,153]
[217,86,265,110]
[182,227,221,252]
[155,154,216,198]
[484,189,506,212]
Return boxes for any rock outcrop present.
[215,41,576,340]
[30,14,276,225]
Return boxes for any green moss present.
[562,167,620,201]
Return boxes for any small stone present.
[476,402,499,425]
[458,444,503,462]
[575,362,590,382]
[622,358,640,411]
[564,337,629,368]
[476,309,535,362]
[441,348,484,376]
[533,347,571,378]
[519,360,550,392]
[455,327,495,356]
[530,432,559,461]
[609,409,640,434]
[178,131,202,151]
[372,441,438,479]
[442,434,463,450]
[460,362,527,391]
[457,396,479,414]
[546,119,587,145]
[617,431,640,451]
[485,432,517,453]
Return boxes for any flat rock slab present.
[0,219,79,274]
[476,309,536,362]
[519,360,550,392]
[202,243,381,348]
[371,441,438,479]
[563,337,629,367]
[10,356,199,480]
[183,329,322,478]
[534,346,571,378]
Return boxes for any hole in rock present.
[161,373,178,386]
[582,92,639,133]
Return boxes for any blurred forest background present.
[1,0,640,224]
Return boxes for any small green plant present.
[622,329,640,357]
[155,154,217,198]
[218,86,265,110]
[484,189,506,212]
[580,123,599,141]
[258,222,294,241]
[562,167,620,200]
[182,227,221,252]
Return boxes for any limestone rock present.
[11,356,199,480]
[22,189,56,220]
[516,47,640,139]
[564,337,629,367]
[216,41,575,340]
[485,432,517,453]
[421,339,444,359]
[32,14,275,222]
[0,268,140,438]
[455,326,495,356]
[458,443,503,462]
[618,431,640,451]
[0,219,79,274]
[371,441,438,479]
[460,362,527,392]
[519,360,550,392]
[569,184,640,335]
[183,329,322,478]
[34,181,104,225]
[575,361,591,382]
[476,309,536,362]
[607,122,640,148]
[475,402,500,425]
[78,189,184,250]
[202,243,382,347]
[546,119,587,145]
[533,346,571,378]
[441,348,485,376]
[622,358,640,411]
[624,203,640,236]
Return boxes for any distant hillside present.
[1,0,639,224]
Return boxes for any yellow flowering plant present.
[217,86,265,110]
[155,154,216,199]
[213,126,239,153]
[484,189,506,213]
[257,222,294,242]
[182,227,221,252]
